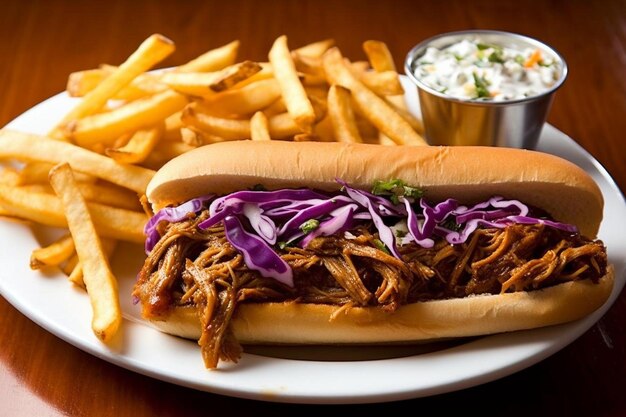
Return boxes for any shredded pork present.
[133,210,608,368]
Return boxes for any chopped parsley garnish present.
[473,72,490,98]
[373,238,390,254]
[440,218,462,232]
[300,219,320,234]
[277,241,292,250]
[488,50,505,63]
[372,179,424,204]
[395,229,407,238]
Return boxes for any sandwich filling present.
[134,180,608,368]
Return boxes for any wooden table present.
[1,0,624,415]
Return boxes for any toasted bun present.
[144,141,611,346]
[146,266,614,343]
[147,141,604,238]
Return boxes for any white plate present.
[1,80,625,404]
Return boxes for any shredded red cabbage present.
[223,215,293,287]
[144,180,579,287]
[338,180,402,258]
[144,195,213,253]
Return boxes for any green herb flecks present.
[371,179,424,204]
[473,72,490,98]
[488,50,505,63]
[300,219,320,234]
[440,218,462,232]
[373,238,390,254]
[277,241,294,250]
[395,229,407,238]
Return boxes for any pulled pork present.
[133,210,607,368]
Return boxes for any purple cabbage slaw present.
[143,180,578,287]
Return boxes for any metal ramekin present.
[404,30,568,148]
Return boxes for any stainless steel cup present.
[404,30,568,149]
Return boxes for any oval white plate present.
[1,79,624,404]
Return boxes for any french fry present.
[176,40,240,73]
[67,68,107,97]
[105,125,163,164]
[350,60,371,74]
[322,47,427,146]
[313,114,335,142]
[62,253,79,276]
[294,39,335,58]
[250,111,271,141]
[67,261,83,286]
[0,166,20,186]
[76,181,143,211]
[58,34,175,125]
[141,140,196,170]
[268,112,314,139]
[17,162,97,185]
[229,62,274,88]
[292,53,325,77]
[30,234,75,270]
[269,35,315,133]
[0,130,154,193]
[68,238,118,288]
[10,181,141,212]
[262,97,287,116]
[18,162,60,185]
[198,78,282,116]
[363,40,396,72]
[160,61,262,96]
[293,133,319,142]
[67,40,239,100]
[64,90,187,148]
[183,109,302,140]
[327,85,362,143]
[177,126,203,146]
[49,163,122,342]
[159,72,220,96]
[162,111,184,141]
[299,72,328,87]
[184,96,326,140]
[360,71,404,96]
[208,61,263,92]
[182,106,249,139]
[385,94,424,134]
[378,132,397,146]
[68,67,167,101]
[0,185,146,243]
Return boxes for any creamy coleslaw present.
[413,38,561,101]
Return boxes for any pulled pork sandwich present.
[133,141,614,369]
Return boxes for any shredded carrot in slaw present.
[524,49,542,68]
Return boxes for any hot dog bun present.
[147,141,604,238]
[143,141,613,345]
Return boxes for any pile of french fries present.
[0,33,426,343]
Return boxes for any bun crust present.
[147,141,604,238]
[146,267,614,343]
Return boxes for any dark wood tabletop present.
[1,0,625,415]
